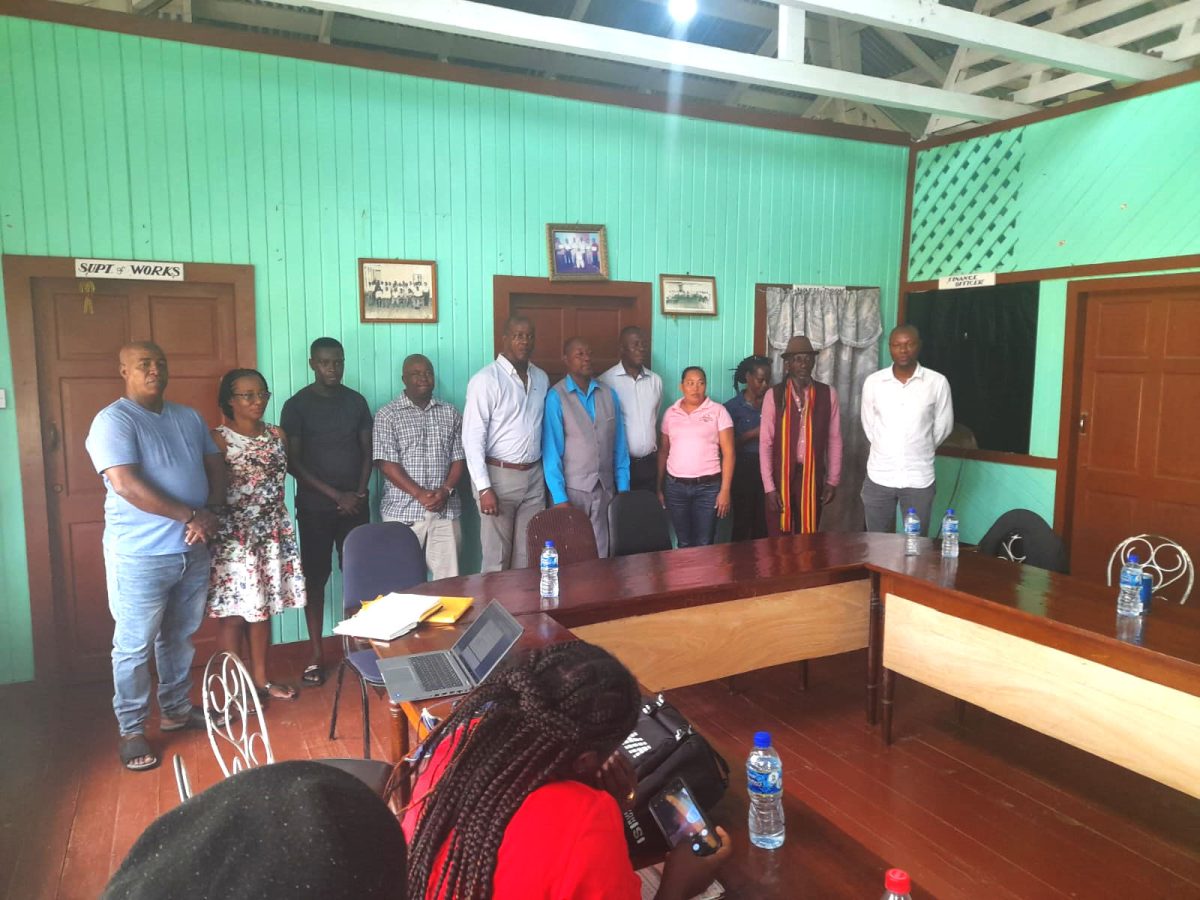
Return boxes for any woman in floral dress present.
[208,368,306,701]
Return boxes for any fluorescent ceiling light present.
[668,0,697,24]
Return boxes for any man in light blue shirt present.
[85,342,226,772]
[543,337,630,557]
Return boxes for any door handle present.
[1078,413,1088,435]
[46,422,60,452]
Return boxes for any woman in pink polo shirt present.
[657,367,735,547]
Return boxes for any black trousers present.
[629,454,659,493]
[730,454,768,541]
[296,506,370,595]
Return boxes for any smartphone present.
[648,777,722,857]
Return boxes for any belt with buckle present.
[486,456,537,471]
[669,473,721,485]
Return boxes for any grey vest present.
[553,378,616,493]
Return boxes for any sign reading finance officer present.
[938,272,996,289]
[74,258,185,281]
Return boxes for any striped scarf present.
[778,379,819,534]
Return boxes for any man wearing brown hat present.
[759,335,843,535]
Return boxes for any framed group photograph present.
[547,224,609,281]
[660,274,717,317]
[359,258,438,323]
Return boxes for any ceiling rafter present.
[774,0,1185,80]
[266,0,1034,120]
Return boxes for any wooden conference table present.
[374,532,1200,802]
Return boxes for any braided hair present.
[398,641,640,900]
[731,354,770,395]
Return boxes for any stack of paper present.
[333,592,444,641]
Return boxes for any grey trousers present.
[566,483,615,558]
[861,475,936,536]
[475,462,545,573]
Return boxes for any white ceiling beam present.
[269,0,1033,120]
[957,0,1190,70]
[954,1,1200,96]
[778,6,806,62]
[318,9,334,44]
[774,0,1185,80]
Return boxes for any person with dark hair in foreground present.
[103,761,407,900]
[396,641,731,900]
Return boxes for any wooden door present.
[493,276,652,382]
[33,277,244,683]
[1067,280,1200,582]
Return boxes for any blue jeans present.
[664,477,720,548]
[104,543,211,736]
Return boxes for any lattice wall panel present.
[909,130,1023,281]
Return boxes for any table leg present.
[389,699,410,763]
[882,667,895,746]
[866,572,882,725]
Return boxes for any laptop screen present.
[453,601,524,684]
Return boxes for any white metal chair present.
[1106,534,1194,605]
[204,650,274,777]
[174,651,392,804]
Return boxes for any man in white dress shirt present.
[462,316,549,572]
[599,326,662,493]
[860,324,954,536]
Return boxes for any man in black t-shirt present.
[280,337,373,687]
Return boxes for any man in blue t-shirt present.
[85,342,227,772]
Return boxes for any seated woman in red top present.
[395,641,730,900]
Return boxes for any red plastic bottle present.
[881,868,913,900]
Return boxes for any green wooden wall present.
[911,80,1200,544]
[0,15,907,684]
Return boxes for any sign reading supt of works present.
[74,258,185,281]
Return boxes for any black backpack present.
[620,694,730,855]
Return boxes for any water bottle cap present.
[753,731,771,748]
[545,540,555,548]
[906,508,916,514]
[946,508,955,515]
[1127,552,1139,564]
[885,869,911,893]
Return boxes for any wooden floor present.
[2,647,1198,900]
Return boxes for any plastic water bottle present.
[747,731,785,849]
[941,508,959,559]
[1116,553,1144,617]
[903,508,921,556]
[539,540,559,610]
[881,868,913,899]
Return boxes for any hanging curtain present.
[765,285,881,534]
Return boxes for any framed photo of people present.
[359,258,438,323]
[546,224,609,281]
[659,274,717,317]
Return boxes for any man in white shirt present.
[462,316,549,572]
[599,326,662,493]
[860,324,954,535]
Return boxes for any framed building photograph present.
[660,274,717,317]
[359,258,438,323]
[546,224,609,281]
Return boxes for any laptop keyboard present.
[413,653,465,692]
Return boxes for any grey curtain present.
[765,286,881,533]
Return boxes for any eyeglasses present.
[231,391,272,402]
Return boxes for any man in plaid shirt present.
[373,354,466,580]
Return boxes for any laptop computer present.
[376,600,524,703]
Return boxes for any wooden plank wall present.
[0,15,907,683]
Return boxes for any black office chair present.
[977,509,1069,574]
[609,490,673,557]
[328,522,427,758]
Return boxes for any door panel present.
[34,277,245,683]
[1068,284,1200,583]
[507,291,645,382]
